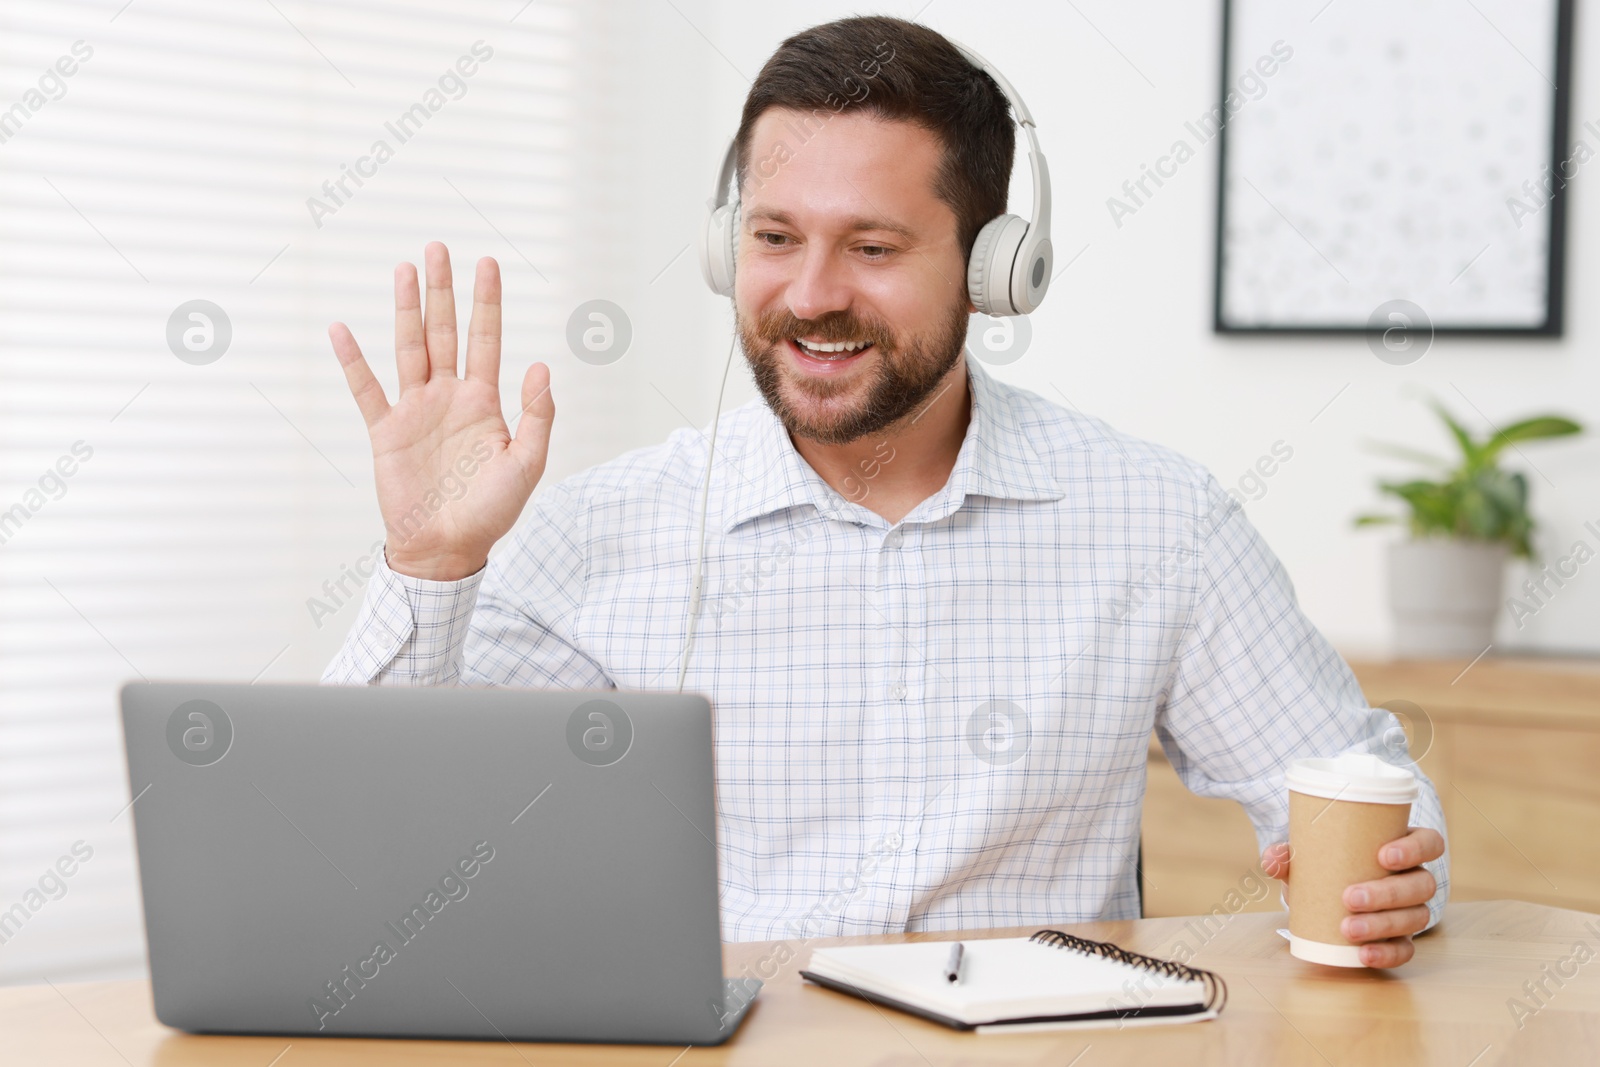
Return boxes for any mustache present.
[747,308,896,351]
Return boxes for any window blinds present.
[0,0,589,984]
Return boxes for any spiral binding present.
[1028,929,1228,1016]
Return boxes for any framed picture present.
[1213,0,1575,336]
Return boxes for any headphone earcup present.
[966,214,1028,316]
[698,201,739,297]
[1010,232,1053,315]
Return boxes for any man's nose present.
[785,246,855,323]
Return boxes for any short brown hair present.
[733,16,1015,262]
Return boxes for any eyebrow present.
[744,207,917,242]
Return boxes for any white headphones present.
[696,40,1054,317]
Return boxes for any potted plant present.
[1355,399,1583,658]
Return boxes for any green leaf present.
[1479,415,1584,464]
[1495,415,1583,441]
[1379,480,1452,510]
[1475,470,1523,516]
[1457,486,1496,538]
[1430,400,1481,466]
[1381,479,1457,536]
[1353,514,1398,526]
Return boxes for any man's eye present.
[757,232,790,247]
[859,245,889,259]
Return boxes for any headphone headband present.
[699,38,1052,316]
[707,130,741,216]
[949,40,1051,248]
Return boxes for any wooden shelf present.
[1141,654,1600,918]
[1351,655,1600,731]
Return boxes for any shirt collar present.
[717,358,1063,533]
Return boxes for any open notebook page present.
[804,937,1207,1026]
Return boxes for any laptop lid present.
[120,682,745,1044]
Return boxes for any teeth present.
[797,339,870,354]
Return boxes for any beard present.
[737,299,969,446]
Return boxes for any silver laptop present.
[119,682,760,1045]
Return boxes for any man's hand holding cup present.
[1263,754,1445,969]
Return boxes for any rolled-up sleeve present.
[1153,476,1450,930]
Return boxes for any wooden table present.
[6,900,1598,1066]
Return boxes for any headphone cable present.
[676,332,739,693]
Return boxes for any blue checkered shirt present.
[324,359,1448,941]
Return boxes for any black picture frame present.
[1213,0,1575,337]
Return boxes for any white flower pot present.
[1386,538,1509,658]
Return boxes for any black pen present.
[944,941,964,984]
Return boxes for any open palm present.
[329,242,555,581]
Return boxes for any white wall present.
[702,0,1600,657]
[2,0,1593,987]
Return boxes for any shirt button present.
[890,683,907,700]
[884,529,903,549]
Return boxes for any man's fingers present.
[1357,937,1416,969]
[1261,842,1291,880]
[423,241,459,378]
[1342,904,1430,944]
[394,261,427,389]
[1344,867,1436,913]
[510,362,555,468]
[464,257,502,386]
[515,360,555,431]
[1379,827,1445,871]
[329,323,390,427]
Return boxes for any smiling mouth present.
[790,338,875,362]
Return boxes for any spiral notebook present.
[800,930,1227,1033]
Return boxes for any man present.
[324,16,1446,966]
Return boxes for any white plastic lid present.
[1285,753,1418,804]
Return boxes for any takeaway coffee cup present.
[1285,753,1419,967]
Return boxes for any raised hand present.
[329,242,555,581]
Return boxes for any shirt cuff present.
[321,549,484,685]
